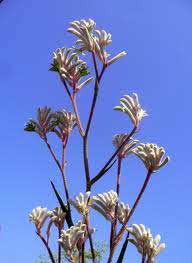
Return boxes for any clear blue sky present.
[0,0,191,262]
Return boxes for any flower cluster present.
[48,207,66,229]
[117,202,131,224]
[51,47,93,89]
[29,206,49,233]
[128,224,165,262]
[91,190,118,221]
[132,143,170,172]
[113,133,138,159]
[58,221,87,260]
[24,107,56,140]
[53,110,77,141]
[69,192,92,216]
[67,18,126,65]
[24,108,77,142]
[114,93,148,127]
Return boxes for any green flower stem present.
[90,126,137,186]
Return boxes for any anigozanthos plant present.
[113,134,138,159]
[29,207,49,233]
[68,19,126,66]
[48,207,66,229]
[114,93,148,127]
[50,47,93,91]
[24,107,56,140]
[117,202,130,225]
[132,143,170,172]
[53,110,77,142]
[91,190,118,221]
[69,192,92,216]
[128,224,166,263]
[26,18,170,263]
[58,221,87,261]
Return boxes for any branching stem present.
[90,126,137,186]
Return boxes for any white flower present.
[114,93,148,127]
[51,47,92,88]
[132,143,170,172]
[29,206,49,232]
[53,110,77,141]
[68,19,96,52]
[68,19,126,65]
[24,107,56,139]
[69,192,92,216]
[113,134,138,158]
[128,224,166,262]
[58,221,87,259]
[48,207,65,228]
[117,202,130,224]
[91,190,118,221]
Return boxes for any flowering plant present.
[25,19,170,263]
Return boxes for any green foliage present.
[35,241,107,263]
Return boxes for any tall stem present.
[44,139,73,226]
[116,170,153,245]
[110,157,122,249]
[83,53,106,191]
[71,93,85,137]
[58,228,61,263]
[36,232,56,263]
[85,215,96,263]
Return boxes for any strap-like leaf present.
[50,181,73,227]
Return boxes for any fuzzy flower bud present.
[69,192,92,216]
[68,19,96,52]
[91,190,118,221]
[128,224,166,262]
[53,110,77,141]
[48,207,66,228]
[24,107,56,140]
[113,133,138,158]
[132,143,170,172]
[117,202,131,224]
[114,93,148,127]
[58,221,88,259]
[51,47,91,88]
[29,206,49,233]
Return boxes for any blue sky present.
[0,0,191,262]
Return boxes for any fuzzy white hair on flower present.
[132,143,170,172]
[114,93,148,127]
[58,220,95,260]
[117,202,131,224]
[53,110,77,141]
[91,190,118,221]
[113,134,139,158]
[51,47,92,88]
[24,107,56,140]
[69,191,92,216]
[29,206,49,232]
[48,207,66,228]
[68,19,96,52]
[128,224,166,262]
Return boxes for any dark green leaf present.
[49,63,60,73]
[50,181,73,227]
[24,121,36,132]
